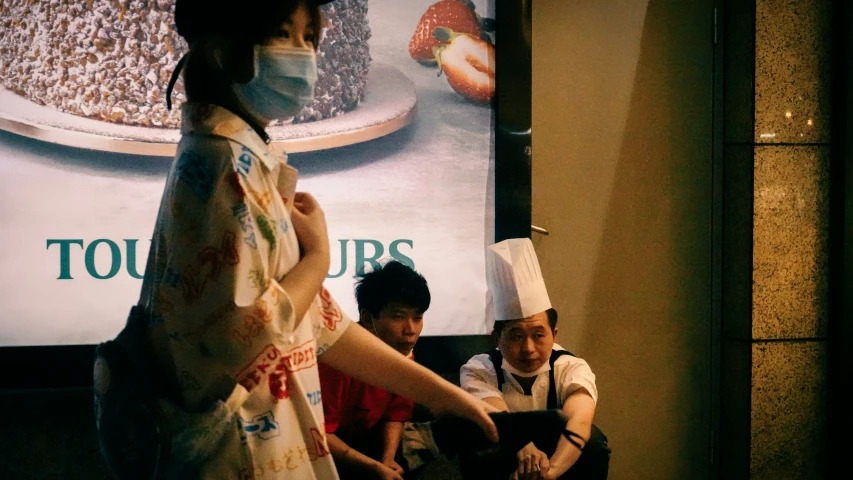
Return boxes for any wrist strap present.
[562,429,587,451]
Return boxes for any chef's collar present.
[180,103,283,172]
[499,354,552,379]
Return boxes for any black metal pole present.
[494,0,532,242]
[827,0,852,474]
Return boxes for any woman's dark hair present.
[492,308,559,337]
[176,0,323,48]
[355,261,431,318]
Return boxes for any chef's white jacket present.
[459,344,598,412]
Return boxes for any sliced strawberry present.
[409,0,482,65]
[435,32,495,104]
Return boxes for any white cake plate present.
[0,63,416,157]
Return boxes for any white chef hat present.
[485,238,552,323]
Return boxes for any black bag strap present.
[110,229,159,364]
[112,229,159,375]
[138,230,158,314]
[487,349,505,391]
[547,349,574,409]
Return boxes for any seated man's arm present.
[380,422,405,474]
[508,390,596,480]
[541,354,600,478]
[545,390,597,479]
[459,355,511,412]
[380,392,415,473]
[327,433,404,480]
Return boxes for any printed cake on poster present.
[0,0,496,346]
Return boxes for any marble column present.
[721,0,831,478]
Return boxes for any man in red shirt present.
[320,260,430,480]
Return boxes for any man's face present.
[496,311,557,374]
[362,301,424,355]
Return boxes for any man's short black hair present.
[355,260,431,318]
[492,308,558,338]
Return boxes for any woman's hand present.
[290,192,330,266]
[277,192,330,318]
[429,386,500,444]
[367,461,404,480]
[383,459,405,476]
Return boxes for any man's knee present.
[579,438,611,466]
[564,425,611,480]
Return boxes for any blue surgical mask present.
[235,45,318,120]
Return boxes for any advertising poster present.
[0,0,496,346]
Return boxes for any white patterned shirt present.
[146,103,351,479]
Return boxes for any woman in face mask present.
[93,1,500,479]
[168,0,323,137]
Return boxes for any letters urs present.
[46,238,415,280]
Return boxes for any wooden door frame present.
[710,0,724,477]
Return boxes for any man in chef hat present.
[459,238,611,480]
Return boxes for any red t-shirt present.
[318,360,415,441]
